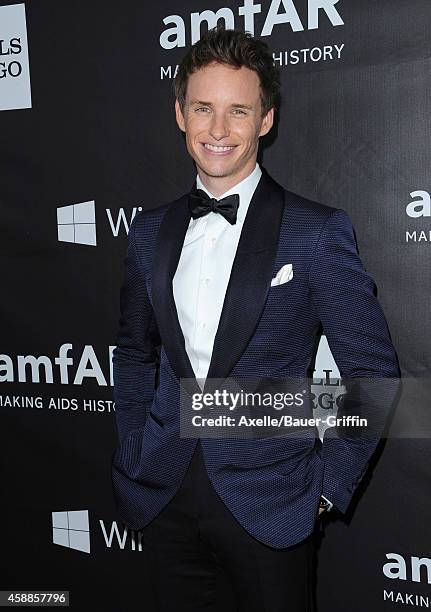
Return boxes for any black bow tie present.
[188,189,240,225]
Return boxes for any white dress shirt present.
[172,163,262,386]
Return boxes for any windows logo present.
[57,201,97,246]
[52,510,90,553]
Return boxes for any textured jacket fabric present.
[111,168,400,548]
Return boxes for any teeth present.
[204,143,234,152]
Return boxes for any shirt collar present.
[195,163,262,225]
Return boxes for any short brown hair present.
[174,25,280,116]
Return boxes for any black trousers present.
[143,441,317,611]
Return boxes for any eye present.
[195,106,210,113]
[232,108,247,115]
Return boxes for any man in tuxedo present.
[111,26,400,611]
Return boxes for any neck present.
[197,160,257,198]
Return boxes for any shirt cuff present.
[320,494,334,512]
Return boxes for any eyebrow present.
[189,100,253,110]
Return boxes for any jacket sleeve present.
[112,214,161,444]
[308,208,400,513]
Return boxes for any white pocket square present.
[270,263,293,287]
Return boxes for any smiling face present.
[175,61,274,197]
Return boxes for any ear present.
[259,107,274,137]
[175,99,186,133]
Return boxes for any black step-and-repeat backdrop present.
[1,1,430,610]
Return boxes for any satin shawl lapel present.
[151,194,201,394]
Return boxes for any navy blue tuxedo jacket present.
[111,168,400,548]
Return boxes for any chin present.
[196,160,239,179]
[202,168,233,178]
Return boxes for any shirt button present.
[201,322,207,329]
[210,236,216,245]
[203,277,211,285]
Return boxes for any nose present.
[208,111,229,141]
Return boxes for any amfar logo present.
[52,510,144,554]
[57,201,97,246]
[160,0,343,49]
[406,191,430,218]
[0,3,32,111]
[383,553,431,585]
[405,190,431,243]
[0,343,115,386]
[383,552,431,607]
